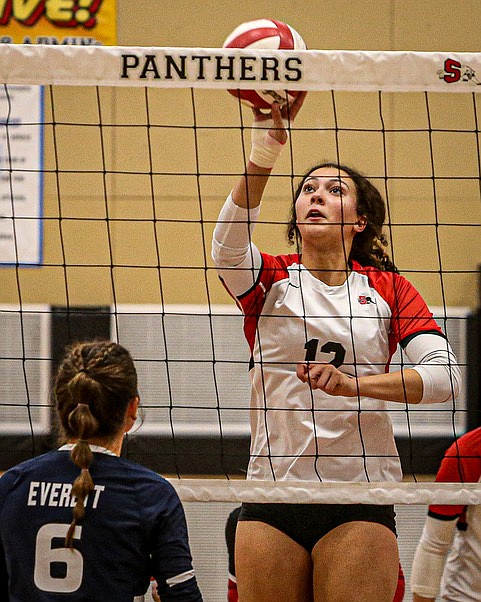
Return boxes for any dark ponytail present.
[54,340,138,548]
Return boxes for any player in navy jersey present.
[411,427,481,601]
[0,340,203,602]
[211,94,461,602]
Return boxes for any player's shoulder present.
[253,252,301,291]
[117,455,170,481]
[351,260,420,303]
[261,252,300,270]
[446,427,481,457]
[352,260,403,285]
[0,449,58,479]
[116,460,184,520]
[116,456,179,497]
[0,450,60,500]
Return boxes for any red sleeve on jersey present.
[228,578,239,602]
[393,564,405,602]
[429,427,481,518]
[354,262,442,344]
[237,253,300,352]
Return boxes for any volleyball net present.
[1,44,481,505]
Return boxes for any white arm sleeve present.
[211,193,262,297]
[404,333,462,404]
[410,515,457,597]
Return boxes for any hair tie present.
[78,368,88,374]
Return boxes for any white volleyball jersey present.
[222,252,442,483]
[428,428,481,601]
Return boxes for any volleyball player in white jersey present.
[211,94,461,602]
[224,505,407,602]
[411,426,481,601]
[0,340,202,602]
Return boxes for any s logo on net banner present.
[438,58,481,86]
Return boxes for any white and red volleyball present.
[222,19,306,111]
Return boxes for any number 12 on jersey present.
[304,338,346,368]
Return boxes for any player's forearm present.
[297,363,424,403]
[232,104,290,209]
[412,595,435,602]
[356,368,424,404]
[231,162,272,210]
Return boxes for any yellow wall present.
[2,0,481,308]
[117,0,481,52]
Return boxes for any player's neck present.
[301,249,350,286]
[69,434,124,457]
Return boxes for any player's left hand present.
[296,362,358,396]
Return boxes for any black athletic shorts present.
[225,506,241,575]
[238,502,396,553]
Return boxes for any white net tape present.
[0,44,480,93]
[170,479,481,505]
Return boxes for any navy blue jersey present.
[0,446,203,601]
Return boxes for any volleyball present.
[222,19,306,111]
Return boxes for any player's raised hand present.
[252,91,307,144]
[283,89,307,121]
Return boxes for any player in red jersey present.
[0,340,202,602]
[411,427,481,601]
[212,94,461,602]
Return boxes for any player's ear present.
[355,215,367,232]
[124,396,139,432]
[130,396,139,420]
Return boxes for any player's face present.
[295,167,364,246]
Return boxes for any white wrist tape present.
[249,119,288,169]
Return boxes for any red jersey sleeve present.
[356,263,442,344]
[237,252,300,352]
[429,427,481,518]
